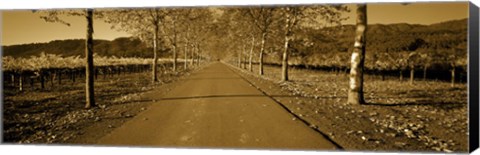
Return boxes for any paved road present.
[97,62,337,150]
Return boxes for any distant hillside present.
[1,37,170,58]
[303,18,467,54]
[2,18,467,61]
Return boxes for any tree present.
[279,5,348,81]
[445,47,467,87]
[248,34,256,72]
[407,51,421,85]
[38,9,96,109]
[162,9,182,72]
[418,50,433,81]
[183,8,214,68]
[347,4,367,105]
[217,8,253,67]
[104,8,167,83]
[246,7,277,75]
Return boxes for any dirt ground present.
[3,65,204,145]
[231,64,468,153]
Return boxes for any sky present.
[1,2,469,46]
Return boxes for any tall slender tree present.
[279,5,348,81]
[347,4,367,105]
[248,35,256,72]
[104,8,167,83]
[37,9,96,108]
[246,7,277,75]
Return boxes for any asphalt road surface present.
[97,62,337,150]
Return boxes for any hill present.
[1,37,171,58]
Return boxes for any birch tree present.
[347,4,367,105]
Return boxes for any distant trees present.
[162,9,181,72]
[445,47,467,87]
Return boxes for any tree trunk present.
[85,9,96,109]
[451,67,455,87]
[40,72,45,89]
[50,71,55,87]
[11,74,16,87]
[184,42,188,70]
[172,19,177,72]
[282,11,291,82]
[381,71,385,81]
[409,68,414,85]
[190,44,195,66]
[152,23,159,83]
[242,44,247,69]
[399,70,403,81]
[347,4,367,105]
[94,68,98,80]
[72,70,76,83]
[58,71,62,85]
[249,36,255,72]
[19,74,23,91]
[30,76,35,90]
[173,44,177,72]
[196,45,200,66]
[423,65,427,81]
[259,32,266,75]
[237,51,241,68]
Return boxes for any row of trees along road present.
[36,8,217,109]
[222,4,466,105]
[33,4,466,108]
[219,5,369,104]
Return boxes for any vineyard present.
[2,53,184,91]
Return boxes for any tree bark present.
[184,29,190,70]
[11,74,15,87]
[451,67,455,87]
[423,65,427,81]
[347,4,367,105]
[381,71,385,81]
[173,44,177,72]
[184,41,188,70]
[172,19,177,72]
[58,71,62,85]
[19,73,23,91]
[85,9,96,109]
[152,23,159,83]
[249,36,255,72]
[30,76,35,90]
[190,44,195,66]
[281,9,291,82]
[399,70,403,81]
[259,32,266,75]
[237,50,241,68]
[40,72,45,89]
[196,44,200,66]
[409,68,414,85]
